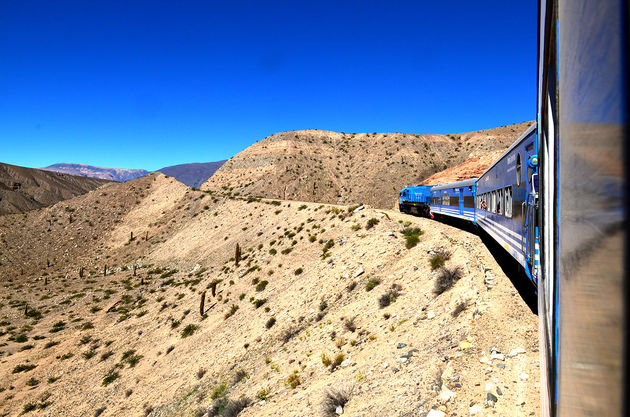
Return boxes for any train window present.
[505,187,512,217]
[516,154,522,186]
[450,195,459,207]
[442,193,450,205]
[491,191,496,213]
[463,196,474,208]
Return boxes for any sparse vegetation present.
[12,363,36,373]
[102,368,120,386]
[430,248,452,270]
[365,277,380,291]
[401,227,423,249]
[265,317,276,329]
[434,266,464,295]
[322,388,352,417]
[285,370,301,388]
[181,324,199,337]
[365,218,379,229]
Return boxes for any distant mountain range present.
[42,161,227,188]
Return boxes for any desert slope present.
[202,122,534,209]
[0,174,539,416]
[0,162,110,216]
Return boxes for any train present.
[400,1,628,416]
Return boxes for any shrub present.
[25,377,39,386]
[344,316,357,332]
[294,267,303,275]
[197,368,206,379]
[225,304,239,319]
[321,353,331,367]
[365,218,379,229]
[23,403,37,413]
[430,248,452,270]
[82,348,96,360]
[269,248,277,255]
[231,369,248,385]
[222,397,251,417]
[181,324,198,338]
[265,317,276,329]
[281,326,302,344]
[322,388,352,417]
[350,224,361,231]
[401,227,423,249]
[331,353,345,370]
[256,280,269,292]
[286,370,301,388]
[378,284,402,308]
[50,321,66,333]
[319,300,328,311]
[451,300,469,318]
[210,383,228,400]
[256,389,269,401]
[100,351,114,361]
[434,267,463,295]
[12,363,36,373]
[365,278,380,291]
[102,369,120,386]
[252,298,267,308]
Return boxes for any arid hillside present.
[0,162,110,216]
[0,173,539,416]
[419,150,507,186]
[202,122,534,209]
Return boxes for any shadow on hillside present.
[408,211,538,314]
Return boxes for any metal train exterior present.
[398,185,431,216]
[429,179,476,223]
[399,1,628,414]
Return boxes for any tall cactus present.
[235,243,241,267]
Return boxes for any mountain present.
[202,122,534,209]
[0,162,110,216]
[42,161,227,188]
[0,173,539,416]
[157,161,226,188]
[41,163,149,182]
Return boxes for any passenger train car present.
[399,1,628,415]
[429,179,476,223]
[476,123,538,283]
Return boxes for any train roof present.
[431,178,477,191]
[479,122,537,179]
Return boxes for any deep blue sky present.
[0,1,536,171]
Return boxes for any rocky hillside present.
[0,162,110,216]
[0,174,539,416]
[202,122,534,209]
[41,163,149,182]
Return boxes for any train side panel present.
[430,179,477,223]
[476,124,538,280]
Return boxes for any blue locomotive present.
[398,185,431,216]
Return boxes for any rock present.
[496,363,505,369]
[413,264,418,271]
[340,359,350,368]
[484,383,494,392]
[387,232,395,237]
[496,386,503,395]
[426,311,435,319]
[396,343,407,349]
[487,392,498,403]
[427,410,446,417]
[469,405,483,415]
[490,353,505,361]
[438,388,456,402]
[399,357,408,363]
[519,373,529,380]
[353,268,365,278]
[335,405,343,414]
[509,347,526,357]
[352,205,364,213]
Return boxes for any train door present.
[458,188,464,215]
[523,141,538,281]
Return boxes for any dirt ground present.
[0,174,539,416]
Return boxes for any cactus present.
[130,231,134,242]
[200,291,206,316]
[133,264,137,276]
[79,267,84,278]
[210,280,218,297]
[235,243,241,267]
[103,265,108,277]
